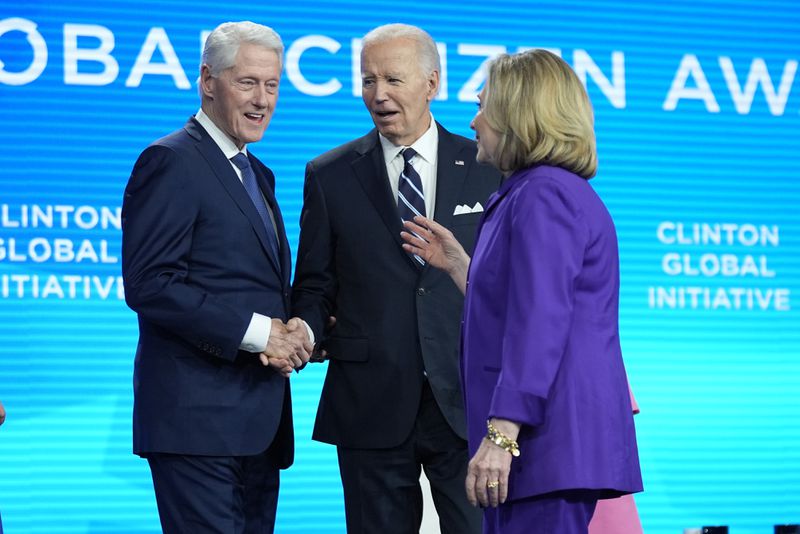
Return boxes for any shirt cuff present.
[303,320,315,345]
[239,313,271,353]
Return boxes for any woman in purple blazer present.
[401,49,642,533]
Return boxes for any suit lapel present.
[483,168,528,218]
[351,133,417,268]
[185,118,283,278]
[432,124,470,232]
[482,189,505,218]
[253,164,291,286]
[418,124,473,280]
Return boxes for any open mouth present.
[245,113,264,123]
[374,110,399,120]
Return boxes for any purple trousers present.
[483,492,597,534]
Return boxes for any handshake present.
[259,318,315,378]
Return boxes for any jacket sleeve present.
[121,145,250,360]
[290,161,337,341]
[488,179,589,427]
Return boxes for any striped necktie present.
[397,147,426,265]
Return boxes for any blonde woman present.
[402,49,642,533]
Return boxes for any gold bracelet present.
[486,420,520,457]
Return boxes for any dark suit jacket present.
[292,123,501,448]
[122,117,294,467]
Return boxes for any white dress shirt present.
[379,114,439,219]
[194,109,313,353]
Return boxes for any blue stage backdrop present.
[1,1,799,532]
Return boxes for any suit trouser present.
[337,379,481,534]
[147,447,280,534]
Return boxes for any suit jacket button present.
[417,287,426,296]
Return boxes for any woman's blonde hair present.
[482,49,597,178]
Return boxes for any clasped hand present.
[259,318,313,377]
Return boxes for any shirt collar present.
[195,108,247,159]
[379,113,438,164]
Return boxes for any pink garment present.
[588,388,643,534]
[589,494,643,534]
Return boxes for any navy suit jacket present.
[122,117,293,466]
[292,124,501,448]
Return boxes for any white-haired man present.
[292,23,501,534]
[122,21,311,533]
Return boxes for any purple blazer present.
[461,165,643,500]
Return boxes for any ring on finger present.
[487,480,499,489]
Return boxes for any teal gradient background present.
[1,1,798,532]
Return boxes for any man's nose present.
[252,84,270,106]
[373,80,389,102]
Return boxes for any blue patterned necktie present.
[397,147,426,265]
[231,152,280,264]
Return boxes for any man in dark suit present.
[122,21,311,534]
[292,23,501,534]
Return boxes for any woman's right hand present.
[401,216,471,294]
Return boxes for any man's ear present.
[200,64,215,99]
[426,70,440,102]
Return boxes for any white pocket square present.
[453,202,484,215]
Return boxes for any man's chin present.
[242,130,268,145]
[375,124,404,144]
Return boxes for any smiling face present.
[361,37,439,146]
[201,42,281,149]
[470,86,502,168]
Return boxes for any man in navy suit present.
[292,23,501,534]
[122,21,312,534]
